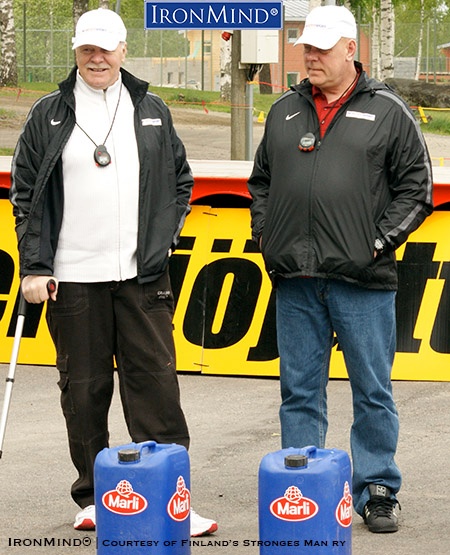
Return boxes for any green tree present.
[350,0,450,80]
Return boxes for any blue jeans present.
[276,277,402,515]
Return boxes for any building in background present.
[125,0,369,93]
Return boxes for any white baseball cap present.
[72,8,127,51]
[295,5,357,50]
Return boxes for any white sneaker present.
[190,508,218,537]
[73,504,217,536]
[74,504,96,531]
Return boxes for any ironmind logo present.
[145,1,282,30]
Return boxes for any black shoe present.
[363,484,399,533]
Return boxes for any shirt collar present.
[311,68,361,104]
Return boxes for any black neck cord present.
[75,83,123,167]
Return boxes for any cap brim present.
[294,29,341,50]
[72,32,121,51]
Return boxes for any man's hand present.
[21,276,58,303]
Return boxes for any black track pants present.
[46,272,190,508]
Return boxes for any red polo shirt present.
[312,72,359,137]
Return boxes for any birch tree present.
[308,0,322,10]
[73,0,89,27]
[220,34,232,101]
[371,2,381,79]
[379,0,395,79]
[0,0,18,86]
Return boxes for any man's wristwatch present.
[374,237,386,256]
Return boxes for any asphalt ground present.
[1,114,450,555]
[0,366,450,555]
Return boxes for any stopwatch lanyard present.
[75,83,122,167]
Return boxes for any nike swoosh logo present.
[50,119,61,126]
[286,111,300,121]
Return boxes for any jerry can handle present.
[138,440,157,455]
[303,445,318,458]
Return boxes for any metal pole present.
[281,4,285,89]
[231,31,247,160]
[426,19,429,83]
[433,15,437,83]
[160,30,163,86]
[184,31,188,88]
[23,3,27,82]
[245,80,253,161]
[201,30,205,90]
[50,12,54,83]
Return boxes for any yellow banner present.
[1,200,450,381]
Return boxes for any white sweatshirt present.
[54,72,140,282]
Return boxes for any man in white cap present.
[248,4,433,534]
[10,8,217,537]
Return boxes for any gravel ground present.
[1,91,450,163]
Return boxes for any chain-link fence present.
[15,16,196,85]
[393,15,450,81]
[13,12,450,87]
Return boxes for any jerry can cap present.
[285,454,308,468]
[118,448,140,463]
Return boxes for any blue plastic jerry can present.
[95,440,191,554]
[259,446,352,554]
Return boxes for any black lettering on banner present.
[244,237,279,360]
[243,239,260,254]
[212,238,232,252]
[169,236,195,310]
[247,288,279,361]
[430,261,450,353]
[7,293,44,339]
[0,251,46,339]
[183,258,262,348]
[0,250,14,321]
[396,242,439,353]
[247,241,442,361]
[169,253,190,310]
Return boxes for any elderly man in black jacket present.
[10,8,217,537]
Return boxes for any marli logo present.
[269,485,319,522]
[102,479,148,515]
[167,475,191,522]
[335,481,352,528]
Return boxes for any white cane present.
[0,293,27,459]
[0,279,56,459]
